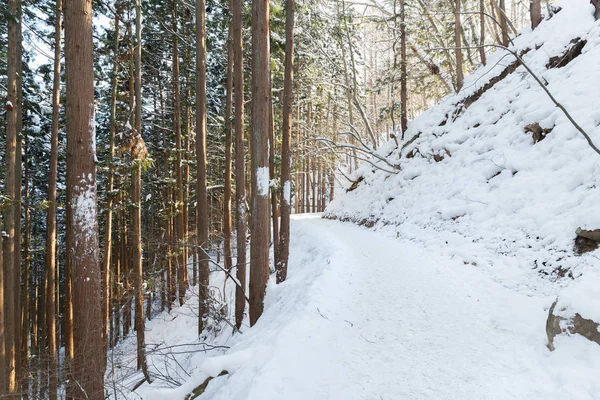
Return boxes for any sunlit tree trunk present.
[45,1,62,396]
[102,6,119,366]
[197,0,210,335]
[276,0,294,284]
[64,0,104,395]
[224,21,234,282]
[3,0,20,392]
[249,0,271,326]
[233,0,247,330]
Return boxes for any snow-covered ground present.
[119,215,600,399]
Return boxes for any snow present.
[283,180,291,205]
[72,174,98,250]
[256,167,270,196]
[125,216,600,399]
[555,271,600,323]
[326,1,600,296]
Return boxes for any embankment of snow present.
[326,1,600,298]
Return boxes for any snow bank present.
[326,1,600,296]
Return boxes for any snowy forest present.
[2,0,600,398]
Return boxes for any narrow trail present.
[197,214,600,400]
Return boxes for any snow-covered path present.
[147,215,600,400]
[232,214,597,400]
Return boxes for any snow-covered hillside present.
[327,1,600,295]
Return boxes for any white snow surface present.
[123,216,600,399]
[256,166,270,196]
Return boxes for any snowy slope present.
[326,1,600,295]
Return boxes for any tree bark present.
[269,80,280,268]
[400,0,407,137]
[480,0,486,65]
[530,0,541,29]
[133,0,150,381]
[64,0,104,395]
[102,7,119,367]
[277,0,294,284]
[233,0,247,330]
[197,0,210,335]
[3,0,19,392]
[224,22,234,281]
[249,0,271,326]
[173,0,187,307]
[498,0,509,46]
[45,0,62,396]
[455,0,464,91]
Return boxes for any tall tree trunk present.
[196,0,210,335]
[45,2,62,396]
[269,81,279,268]
[224,22,234,281]
[249,0,271,326]
[400,0,407,137]
[233,0,247,330]
[455,0,464,91]
[64,0,104,396]
[498,0,509,46]
[530,0,541,29]
[0,194,4,393]
[102,7,119,366]
[15,9,23,389]
[3,0,19,392]
[173,0,187,306]
[479,0,486,65]
[133,0,150,381]
[276,0,294,284]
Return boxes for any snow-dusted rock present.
[546,273,600,350]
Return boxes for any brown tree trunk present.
[45,0,62,396]
[64,0,104,395]
[400,0,408,137]
[173,0,187,306]
[102,7,119,366]
[276,0,294,284]
[530,0,541,29]
[233,0,247,330]
[0,199,4,393]
[3,0,19,392]
[455,0,464,91]
[133,0,150,381]
[269,82,280,268]
[480,0,486,65]
[224,22,234,280]
[498,0,509,46]
[249,0,271,326]
[15,11,23,389]
[197,0,210,335]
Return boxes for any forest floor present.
[127,214,600,400]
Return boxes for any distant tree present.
[455,0,464,91]
[530,0,541,29]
